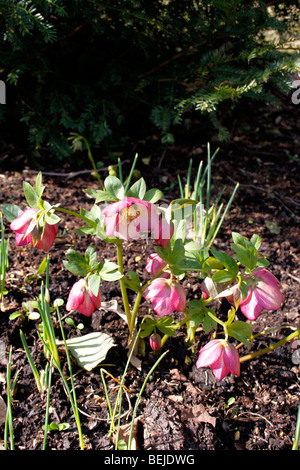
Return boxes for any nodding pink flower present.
[196,339,240,381]
[149,332,162,351]
[102,197,156,241]
[66,279,101,317]
[10,208,58,251]
[143,277,186,316]
[239,269,283,321]
[145,253,168,277]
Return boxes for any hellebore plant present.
[3,147,299,386]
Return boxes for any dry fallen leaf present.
[113,417,142,450]
[181,404,216,427]
[0,395,7,426]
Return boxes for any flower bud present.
[150,332,161,351]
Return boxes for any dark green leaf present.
[63,249,91,277]
[227,321,253,347]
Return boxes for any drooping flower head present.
[143,277,186,316]
[102,197,154,241]
[10,208,58,251]
[145,253,168,277]
[66,278,101,317]
[239,269,283,321]
[102,197,173,247]
[196,339,240,381]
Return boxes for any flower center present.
[120,205,140,225]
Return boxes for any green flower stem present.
[130,291,143,334]
[240,328,300,363]
[160,312,192,349]
[116,241,132,333]
[54,206,98,228]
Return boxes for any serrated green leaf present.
[156,317,177,336]
[250,234,262,250]
[63,249,91,277]
[85,246,98,271]
[231,243,258,270]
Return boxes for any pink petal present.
[10,208,36,231]
[15,231,32,246]
[196,340,224,369]
[143,278,168,299]
[254,270,283,311]
[105,212,121,238]
[78,290,97,317]
[102,199,131,217]
[170,283,186,312]
[145,253,167,276]
[210,355,230,381]
[90,289,102,310]
[35,223,59,251]
[66,280,86,311]
[240,287,262,321]
[223,343,240,376]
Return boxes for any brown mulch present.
[0,95,299,451]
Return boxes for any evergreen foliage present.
[0,0,299,159]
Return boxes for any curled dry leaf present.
[181,403,216,427]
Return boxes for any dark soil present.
[0,95,299,452]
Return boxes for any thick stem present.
[116,242,132,332]
[130,291,143,334]
[240,328,300,363]
[54,206,98,228]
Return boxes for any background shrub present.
[0,0,299,161]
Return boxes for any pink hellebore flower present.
[240,269,283,321]
[10,208,58,251]
[145,253,167,277]
[196,339,240,381]
[102,197,154,241]
[66,279,101,317]
[143,277,186,316]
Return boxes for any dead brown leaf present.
[181,404,216,427]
